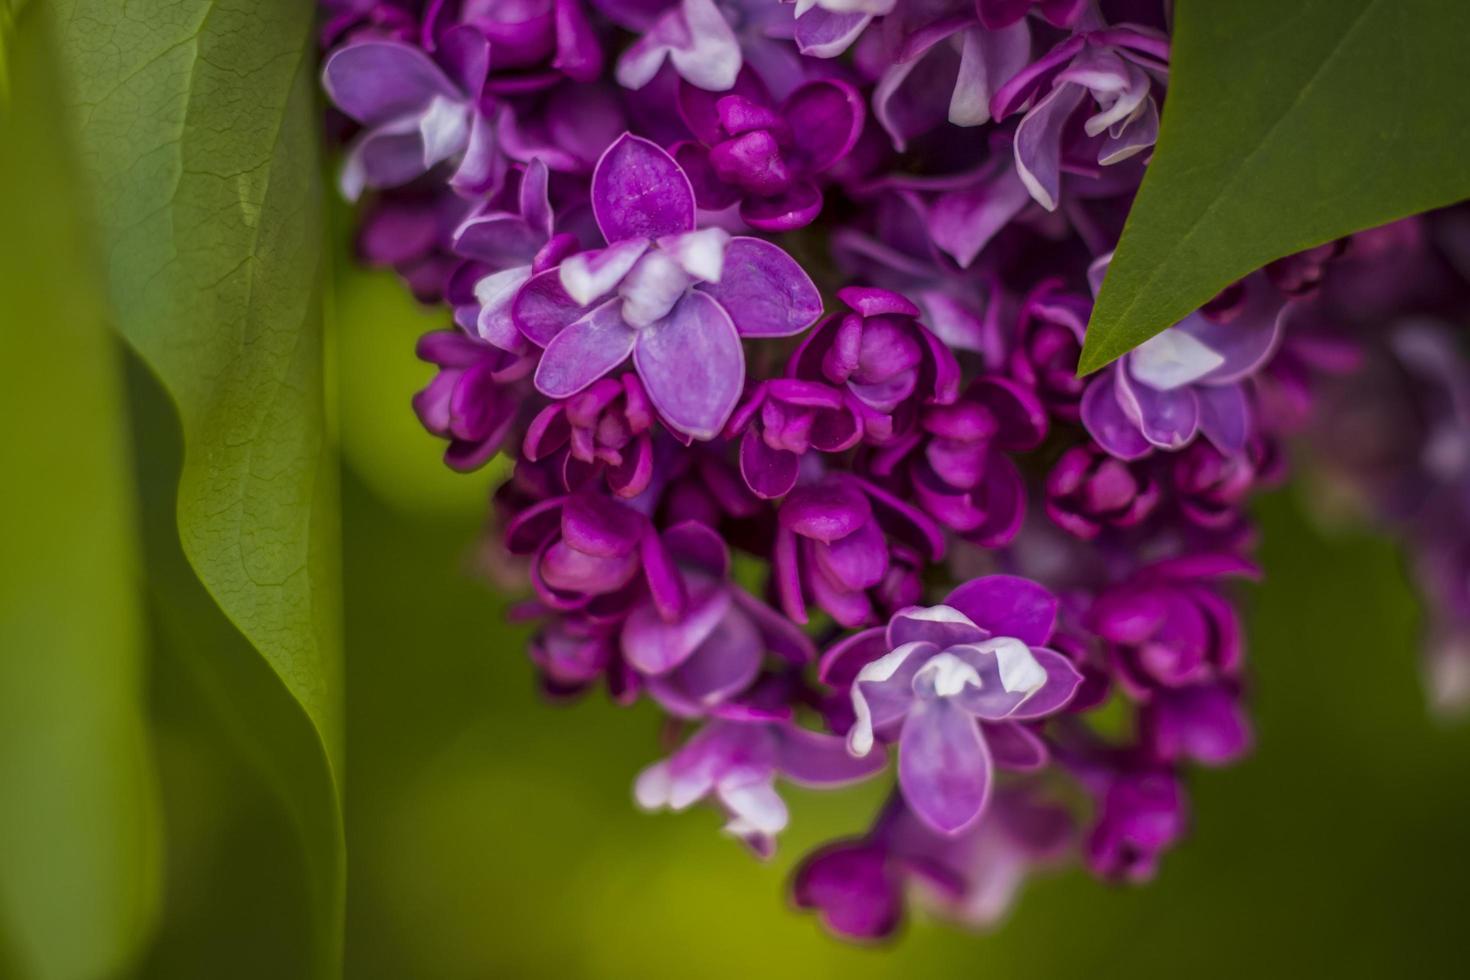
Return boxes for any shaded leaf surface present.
[49,0,344,974]
[1081,0,1470,373]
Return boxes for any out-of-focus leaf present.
[49,0,344,972]
[1080,0,1470,374]
[0,10,159,979]
[128,359,340,980]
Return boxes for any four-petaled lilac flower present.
[514,134,823,439]
[451,158,581,349]
[674,71,865,230]
[323,28,502,200]
[1082,255,1290,460]
[635,714,886,855]
[991,24,1169,210]
[821,575,1083,834]
[872,0,1033,151]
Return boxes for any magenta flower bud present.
[412,330,531,471]
[727,379,864,499]
[1139,682,1253,766]
[524,373,657,498]
[1087,554,1257,699]
[1172,437,1276,530]
[1085,768,1187,883]
[774,475,945,628]
[1045,443,1160,540]
[789,286,961,443]
[674,71,865,230]
[1008,280,1090,422]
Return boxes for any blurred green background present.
[5,12,1470,980]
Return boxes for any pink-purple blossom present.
[317,0,1470,943]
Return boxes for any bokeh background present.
[126,253,1470,979]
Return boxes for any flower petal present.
[943,575,1058,646]
[634,290,744,439]
[899,699,992,835]
[592,134,697,243]
[777,725,888,786]
[1013,82,1086,211]
[622,587,733,675]
[698,237,824,338]
[322,41,461,125]
[514,267,594,347]
[535,299,638,398]
[560,239,651,306]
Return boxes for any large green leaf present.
[0,12,159,979]
[47,0,344,972]
[1079,0,1470,374]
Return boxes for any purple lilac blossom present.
[318,0,1470,942]
[518,133,822,439]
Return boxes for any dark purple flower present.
[674,70,865,230]
[819,576,1083,834]
[618,521,814,716]
[424,0,603,91]
[1085,766,1187,883]
[792,784,1072,940]
[1172,437,1278,530]
[1045,442,1159,539]
[727,379,864,498]
[1139,682,1252,766]
[1008,278,1090,420]
[869,376,1047,547]
[1086,554,1256,700]
[789,286,962,442]
[774,475,946,628]
[514,134,823,439]
[524,373,658,498]
[412,329,532,470]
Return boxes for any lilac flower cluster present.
[319,0,1470,940]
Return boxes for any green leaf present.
[48,0,344,973]
[0,12,159,980]
[1079,0,1470,374]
